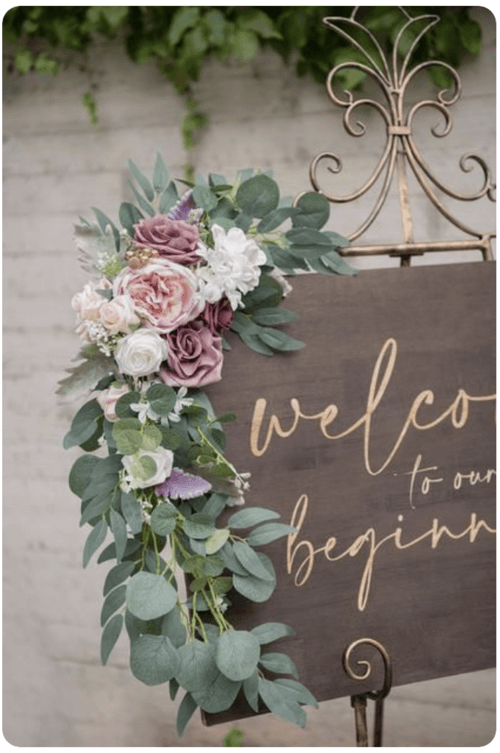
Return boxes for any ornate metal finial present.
[300,7,496,262]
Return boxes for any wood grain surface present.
[204,263,496,725]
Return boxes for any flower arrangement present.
[59,155,355,734]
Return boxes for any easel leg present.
[352,695,369,746]
[373,697,385,747]
[343,638,393,747]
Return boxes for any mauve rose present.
[160,324,223,388]
[134,215,201,265]
[113,259,204,334]
[199,297,234,335]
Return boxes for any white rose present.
[115,329,167,377]
[100,294,140,334]
[96,382,130,422]
[122,447,174,490]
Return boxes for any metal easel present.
[295,7,495,746]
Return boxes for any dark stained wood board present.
[204,262,496,724]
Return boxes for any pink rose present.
[96,382,130,422]
[160,324,223,388]
[113,259,203,334]
[134,215,201,265]
[71,278,111,321]
[100,294,140,334]
[199,297,234,336]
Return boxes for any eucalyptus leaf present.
[251,307,298,326]
[153,153,169,193]
[192,184,218,212]
[161,608,187,649]
[191,671,241,713]
[100,584,127,627]
[216,630,261,681]
[146,383,176,415]
[121,492,143,534]
[259,652,299,678]
[258,677,306,727]
[220,543,249,576]
[228,506,280,530]
[251,622,295,645]
[126,572,176,620]
[236,174,280,218]
[119,202,143,236]
[246,522,296,547]
[128,159,154,201]
[141,424,162,452]
[257,206,297,233]
[292,192,330,229]
[83,519,108,568]
[183,513,215,540]
[128,180,155,217]
[101,613,123,665]
[169,678,180,701]
[259,328,304,352]
[243,671,260,712]
[159,181,179,214]
[124,610,164,642]
[274,678,319,708]
[150,503,177,536]
[110,509,128,562]
[130,634,179,685]
[176,692,198,737]
[103,561,135,597]
[69,455,100,498]
[176,640,218,692]
[233,541,275,581]
[204,528,230,554]
[98,537,140,564]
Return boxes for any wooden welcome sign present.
[205,262,496,723]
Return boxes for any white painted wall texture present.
[3,8,496,747]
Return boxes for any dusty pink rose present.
[134,215,201,265]
[113,259,204,334]
[199,297,234,335]
[160,324,223,387]
[100,294,140,334]
[96,382,130,422]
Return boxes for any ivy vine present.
[4,6,483,158]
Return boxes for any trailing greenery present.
[4,6,483,152]
[59,156,355,732]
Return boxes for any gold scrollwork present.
[305,7,496,244]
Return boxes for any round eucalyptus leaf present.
[236,174,280,218]
[176,640,218,692]
[126,572,176,620]
[191,672,241,713]
[216,630,261,681]
[130,634,179,685]
[150,502,177,536]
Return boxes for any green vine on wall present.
[4,6,483,157]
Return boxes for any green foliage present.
[223,728,244,747]
[3,7,482,142]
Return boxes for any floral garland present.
[59,155,355,734]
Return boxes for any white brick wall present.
[3,8,495,746]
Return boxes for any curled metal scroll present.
[302,6,496,247]
[342,637,393,701]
